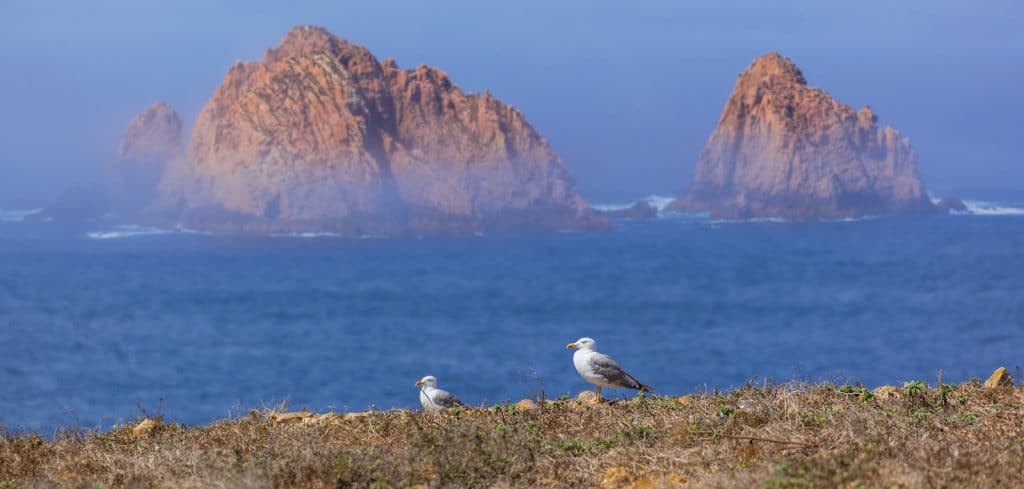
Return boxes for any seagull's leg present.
[595,385,602,403]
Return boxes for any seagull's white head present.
[416,376,438,388]
[566,337,597,351]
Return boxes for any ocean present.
[1,199,1022,433]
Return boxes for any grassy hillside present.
[2,375,1023,488]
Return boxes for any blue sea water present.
[1,208,1023,434]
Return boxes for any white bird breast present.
[573,349,613,386]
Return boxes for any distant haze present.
[1,1,1022,205]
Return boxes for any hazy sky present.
[1,1,1022,204]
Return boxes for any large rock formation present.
[157,26,600,234]
[110,102,183,214]
[667,53,934,219]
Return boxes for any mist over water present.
[1,1,1023,204]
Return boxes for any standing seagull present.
[416,376,466,412]
[566,337,652,402]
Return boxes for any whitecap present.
[658,210,710,220]
[0,208,44,222]
[642,195,677,212]
[708,217,789,224]
[591,194,678,213]
[591,202,634,212]
[961,200,1024,216]
[271,232,345,238]
[823,215,881,223]
[86,225,208,239]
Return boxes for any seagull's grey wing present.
[590,353,649,391]
[433,389,466,408]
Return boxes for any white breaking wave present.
[931,194,1024,216]
[86,225,208,240]
[643,195,676,212]
[827,215,881,223]
[271,232,345,238]
[591,195,676,212]
[0,208,43,222]
[599,194,1024,220]
[961,200,1024,216]
[591,202,632,211]
[270,232,390,239]
[708,217,789,224]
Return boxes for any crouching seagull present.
[566,337,652,402]
[416,375,465,412]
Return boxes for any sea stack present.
[155,26,601,234]
[110,102,183,214]
[667,53,934,219]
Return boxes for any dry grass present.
[2,379,1023,488]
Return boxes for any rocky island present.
[110,102,183,215]
[120,26,602,235]
[667,53,935,219]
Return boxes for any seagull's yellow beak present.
[566,342,577,349]
[416,380,424,387]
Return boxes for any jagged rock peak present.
[857,105,878,127]
[116,102,182,162]
[109,102,183,215]
[158,25,601,234]
[668,53,933,219]
[266,25,364,63]
[739,52,807,85]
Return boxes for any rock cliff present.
[110,102,183,214]
[157,26,600,234]
[667,53,934,219]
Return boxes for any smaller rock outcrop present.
[515,399,539,411]
[116,102,183,164]
[668,53,934,219]
[110,102,183,214]
[872,385,901,400]
[595,201,658,220]
[132,418,161,437]
[983,367,1013,388]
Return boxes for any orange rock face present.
[110,102,182,214]
[668,53,934,219]
[157,26,600,234]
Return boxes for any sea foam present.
[961,200,1024,216]
[271,232,345,238]
[0,208,43,222]
[86,225,208,240]
[592,195,677,212]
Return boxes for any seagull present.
[416,375,466,412]
[566,337,652,402]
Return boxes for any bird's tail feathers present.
[638,383,654,393]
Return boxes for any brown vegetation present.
[2,378,1023,488]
